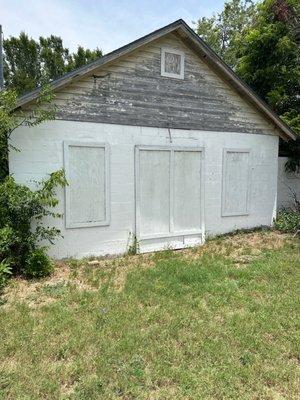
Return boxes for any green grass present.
[0,232,299,399]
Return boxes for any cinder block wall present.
[9,120,279,258]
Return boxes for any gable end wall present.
[49,33,278,136]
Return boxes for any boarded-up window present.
[165,52,181,75]
[64,141,110,228]
[136,146,203,239]
[161,48,184,79]
[222,149,251,217]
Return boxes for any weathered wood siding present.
[52,33,276,135]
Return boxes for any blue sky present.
[1,0,225,53]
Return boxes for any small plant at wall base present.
[127,233,140,255]
[0,170,67,283]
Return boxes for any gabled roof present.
[17,19,296,141]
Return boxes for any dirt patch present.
[2,261,97,308]
[2,253,156,307]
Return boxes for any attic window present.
[161,48,185,79]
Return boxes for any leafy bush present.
[0,261,12,289]
[24,247,54,279]
[0,170,67,280]
[274,210,300,234]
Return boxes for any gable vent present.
[161,47,185,79]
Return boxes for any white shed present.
[9,20,296,258]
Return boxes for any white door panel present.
[135,146,204,251]
[139,150,170,236]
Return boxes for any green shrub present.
[0,260,12,289]
[24,248,54,279]
[0,170,67,282]
[274,210,300,234]
[0,226,17,262]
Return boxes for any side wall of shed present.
[277,157,300,210]
[9,121,279,258]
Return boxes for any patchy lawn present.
[0,231,299,399]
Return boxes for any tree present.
[3,33,102,95]
[39,35,72,81]
[237,0,300,131]
[68,46,102,71]
[196,0,299,170]
[195,0,257,68]
[237,0,300,170]
[3,32,41,94]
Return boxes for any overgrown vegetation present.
[0,171,67,286]
[275,185,300,233]
[0,260,12,289]
[0,86,65,287]
[0,231,299,399]
[274,210,300,233]
[236,0,300,135]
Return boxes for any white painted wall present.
[9,120,279,258]
[277,157,300,210]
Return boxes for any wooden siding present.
[52,33,277,135]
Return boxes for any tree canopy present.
[196,0,300,138]
[237,0,299,132]
[3,33,102,95]
[195,0,257,69]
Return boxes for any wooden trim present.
[134,145,141,241]
[63,140,110,229]
[169,149,174,233]
[140,230,203,240]
[161,47,185,79]
[199,148,206,243]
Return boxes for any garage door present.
[135,146,204,252]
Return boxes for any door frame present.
[134,145,205,243]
